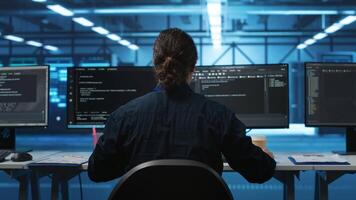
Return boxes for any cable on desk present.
[78,173,83,200]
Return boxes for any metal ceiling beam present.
[1,4,356,16]
[88,5,356,15]
[10,30,356,39]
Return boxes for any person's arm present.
[221,113,276,183]
[88,113,128,182]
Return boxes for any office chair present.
[108,159,234,200]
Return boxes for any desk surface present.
[2,151,356,171]
[223,153,314,171]
[77,152,315,171]
[312,154,356,171]
[0,151,60,169]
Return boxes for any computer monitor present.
[305,62,356,154]
[0,66,49,127]
[0,66,48,150]
[190,64,289,128]
[67,67,156,128]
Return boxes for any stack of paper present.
[289,153,350,165]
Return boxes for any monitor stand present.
[334,127,356,155]
[0,128,15,150]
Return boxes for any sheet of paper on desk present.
[35,154,88,165]
[289,153,350,165]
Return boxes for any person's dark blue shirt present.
[88,83,276,183]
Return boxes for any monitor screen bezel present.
[304,62,356,127]
[66,66,155,129]
[0,65,49,127]
[193,63,290,129]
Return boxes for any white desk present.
[0,151,60,169]
[0,151,60,200]
[28,151,91,200]
[3,151,351,200]
[222,153,314,171]
[313,155,356,200]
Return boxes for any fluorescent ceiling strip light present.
[247,10,339,15]
[297,44,307,49]
[118,39,130,46]
[207,1,222,48]
[92,26,110,35]
[209,16,221,26]
[211,33,221,40]
[207,2,221,16]
[210,26,222,34]
[325,23,343,33]
[212,41,222,49]
[285,10,338,15]
[339,15,356,25]
[304,39,316,45]
[4,35,24,42]
[44,45,59,51]
[313,32,327,40]
[32,0,46,2]
[106,34,121,41]
[212,39,221,43]
[73,17,94,27]
[26,40,43,47]
[297,15,356,50]
[128,44,139,51]
[47,4,74,17]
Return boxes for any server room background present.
[0,0,356,199]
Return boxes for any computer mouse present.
[11,152,33,162]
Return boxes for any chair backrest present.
[108,159,234,200]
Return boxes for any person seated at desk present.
[88,28,276,183]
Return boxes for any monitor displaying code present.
[305,62,356,126]
[0,66,48,127]
[67,67,156,128]
[190,64,289,128]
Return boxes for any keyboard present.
[0,150,12,162]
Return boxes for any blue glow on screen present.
[58,103,67,108]
[59,69,67,74]
[59,77,67,82]
[47,61,111,109]
[80,62,110,67]
[50,98,60,103]
[46,61,73,109]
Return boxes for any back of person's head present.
[153,28,198,92]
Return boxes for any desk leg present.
[49,169,81,200]
[29,167,83,200]
[5,170,30,200]
[283,174,295,200]
[17,174,29,200]
[51,176,60,200]
[31,171,40,200]
[314,171,345,200]
[314,172,328,200]
[61,181,69,200]
[314,172,319,200]
[274,171,297,200]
